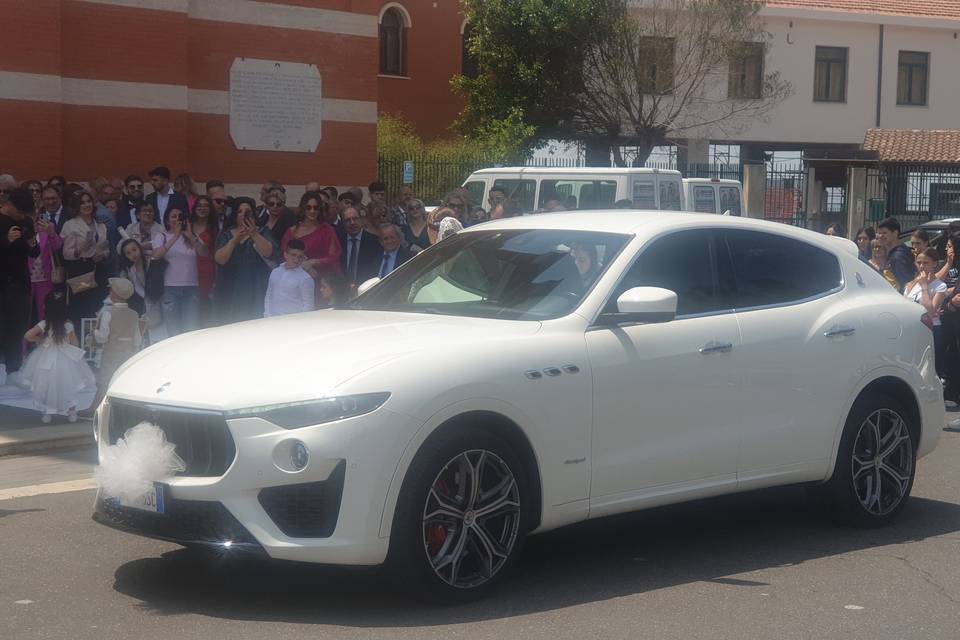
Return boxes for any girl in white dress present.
[20,290,96,422]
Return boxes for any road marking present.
[844,604,865,610]
[0,478,96,501]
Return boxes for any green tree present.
[456,0,791,166]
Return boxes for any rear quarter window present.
[723,230,843,308]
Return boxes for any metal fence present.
[378,154,744,205]
[866,164,960,229]
[764,166,807,227]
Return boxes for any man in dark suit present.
[374,223,412,279]
[338,206,382,285]
[145,166,189,228]
[39,186,72,232]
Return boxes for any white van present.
[462,167,685,213]
[682,178,744,216]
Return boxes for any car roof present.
[681,178,742,185]
[470,210,847,246]
[469,167,683,177]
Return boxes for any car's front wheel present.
[813,391,917,527]
[388,427,529,602]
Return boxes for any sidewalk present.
[0,383,95,457]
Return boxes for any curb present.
[0,424,95,457]
[0,436,94,457]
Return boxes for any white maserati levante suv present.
[93,211,942,600]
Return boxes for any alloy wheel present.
[422,449,521,589]
[851,408,913,516]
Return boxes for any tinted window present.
[492,179,536,212]
[659,181,682,211]
[719,187,742,215]
[539,180,617,210]
[723,230,842,308]
[605,230,727,316]
[693,186,716,213]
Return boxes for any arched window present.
[379,8,405,76]
[461,21,478,78]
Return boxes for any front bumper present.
[94,398,423,565]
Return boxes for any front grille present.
[108,400,236,477]
[257,461,346,538]
[95,487,262,552]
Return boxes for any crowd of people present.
[5,167,958,419]
[831,216,960,405]
[0,169,477,420]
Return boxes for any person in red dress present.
[281,191,341,301]
[189,195,219,327]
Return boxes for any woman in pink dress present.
[29,211,63,321]
[281,192,341,300]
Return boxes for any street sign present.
[403,161,414,184]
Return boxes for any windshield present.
[349,229,631,320]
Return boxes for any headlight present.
[225,393,391,429]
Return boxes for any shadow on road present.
[0,507,45,519]
[110,486,960,626]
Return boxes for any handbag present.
[66,270,96,295]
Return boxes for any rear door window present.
[539,180,617,210]
[719,186,742,216]
[659,180,682,210]
[692,186,717,213]
[722,230,843,308]
[633,180,656,209]
[492,179,536,213]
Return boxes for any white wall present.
[716,16,960,145]
[880,25,960,130]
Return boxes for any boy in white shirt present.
[264,238,316,317]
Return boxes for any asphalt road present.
[2,429,959,640]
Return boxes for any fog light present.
[291,441,309,471]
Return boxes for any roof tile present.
[863,128,960,163]
[767,1,960,20]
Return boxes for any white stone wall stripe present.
[0,72,377,123]
[189,0,378,38]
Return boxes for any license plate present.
[112,484,165,514]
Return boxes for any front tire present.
[814,391,917,528]
[388,427,529,603]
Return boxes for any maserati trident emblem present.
[156,382,172,394]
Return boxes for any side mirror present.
[599,286,677,325]
[357,277,381,295]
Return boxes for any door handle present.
[824,325,856,338]
[699,341,734,355]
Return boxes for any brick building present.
[0,0,387,195]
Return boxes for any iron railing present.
[866,164,960,229]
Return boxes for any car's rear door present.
[586,229,742,512]
[719,229,860,488]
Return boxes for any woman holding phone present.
[213,197,277,324]
[151,208,206,336]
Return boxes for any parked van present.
[681,178,744,216]
[462,167,685,213]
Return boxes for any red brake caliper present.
[426,478,452,553]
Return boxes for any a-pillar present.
[743,163,767,219]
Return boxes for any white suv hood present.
[107,310,541,411]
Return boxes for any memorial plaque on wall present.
[229,58,322,153]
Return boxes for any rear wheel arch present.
[855,376,922,447]
[825,374,922,481]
